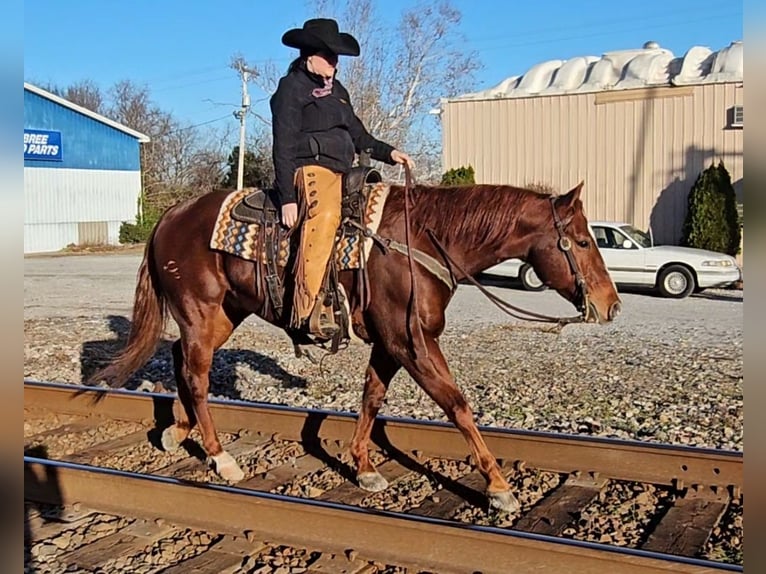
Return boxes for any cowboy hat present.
[281,18,360,57]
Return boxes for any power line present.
[151,74,235,93]
[470,11,742,54]
[141,57,291,86]
[463,2,740,45]
[164,114,232,135]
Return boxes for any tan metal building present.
[437,40,743,246]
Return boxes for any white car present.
[485,221,742,299]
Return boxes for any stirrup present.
[309,309,340,340]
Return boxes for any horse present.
[89,177,621,513]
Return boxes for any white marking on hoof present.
[357,471,388,492]
[160,426,181,452]
[136,380,155,392]
[211,451,245,482]
[487,490,520,513]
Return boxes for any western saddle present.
[229,165,383,352]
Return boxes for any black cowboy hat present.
[281,18,360,57]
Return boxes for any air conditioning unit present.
[731,105,743,127]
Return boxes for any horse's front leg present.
[399,336,519,513]
[350,343,401,492]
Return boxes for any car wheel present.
[519,264,546,291]
[657,265,695,298]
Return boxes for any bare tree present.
[64,80,104,114]
[243,0,480,183]
[188,124,238,192]
[36,75,271,213]
[107,80,182,194]
[28,79,104,114]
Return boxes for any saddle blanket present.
[209,183,391,271]
[209,188,290,267]
[335,181,390,270]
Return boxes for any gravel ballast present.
[24,254,743,570]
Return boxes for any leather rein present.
[350,165,590,356]
[399,166,589,333]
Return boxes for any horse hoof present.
[488,490,520,513]
[160,427,181,452]
[358,472,388,492]
[211,451,245,482]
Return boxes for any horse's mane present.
[385,183,553,245]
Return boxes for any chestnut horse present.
[90,179,621,512]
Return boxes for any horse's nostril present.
[609,302,622,320]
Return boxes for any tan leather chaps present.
[290,165,342,335]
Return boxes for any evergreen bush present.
[680,161,741,256]
[441,165,475,185]
[119,203,163,244]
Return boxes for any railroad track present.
[24,379,743,574]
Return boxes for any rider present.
[271,17,413,340]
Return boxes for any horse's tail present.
[87,224,168,388]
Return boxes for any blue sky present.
[24,0,742,138]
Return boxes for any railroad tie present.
[317,458,414,506]
[56,518,176,571]
[153,432,273,478]
[62,429,150,464]
[154,535,267,574]
[514,472,609,536]
[238,441,346,492]
[640,485,731,557]
[409,461,516,520]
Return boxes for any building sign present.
[24,129,62,161]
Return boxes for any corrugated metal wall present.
[24,86,145,254]
[24,168,142,253]
[441,82,743,244]
[24,89,141,171]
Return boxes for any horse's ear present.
[559,181,584,208]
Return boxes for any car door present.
[591,225,648,285]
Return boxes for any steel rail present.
[24,457,741,574]
[24,379,742,493]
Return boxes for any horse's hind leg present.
[159,340,198,451]
[350,344,401,492]
[163,305,245,482]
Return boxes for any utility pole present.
[232,59,256,190]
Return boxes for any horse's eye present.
[577,240,590,248]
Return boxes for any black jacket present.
[270,62,396,205]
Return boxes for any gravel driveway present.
[24,252,743,451]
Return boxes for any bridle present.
[365,167,595,358]
[417,186,593,329]
[549,195,591,317]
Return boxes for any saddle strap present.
[342,219,455,291]
[264,225,283,316]
[385,241,456,290]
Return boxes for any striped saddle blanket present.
[209,182,391,271]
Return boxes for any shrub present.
[525,181,558,195]
[680,161,741,256]
[441,165,475,185]
[119,203,163,244]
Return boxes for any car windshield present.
[619,225,652,248]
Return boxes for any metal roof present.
[24,82,151,142]
[448,40,743,102]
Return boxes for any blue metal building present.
[24,82,150,253]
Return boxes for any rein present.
[401,173,586,335]
[354,170,588,355]
[403,164,429,358]
[424,229,585,327]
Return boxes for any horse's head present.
[525,182,622,324]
